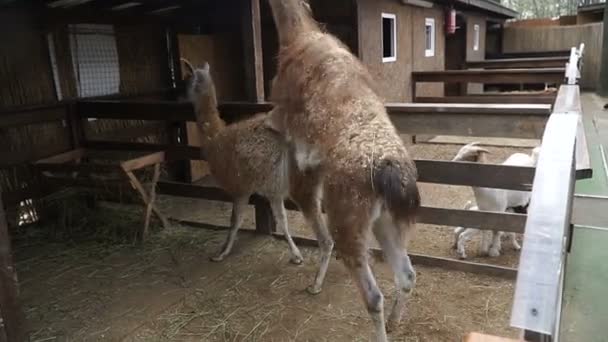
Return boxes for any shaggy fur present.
[182,59,332,267]
[267,1,420,340]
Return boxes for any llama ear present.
[301,0,311,13]
[180,58,195,77]
[202,62,210,72]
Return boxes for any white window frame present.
[69,24,120,98]
[424,18,435,57]
[381,13,397,63]
[473,24,480,51]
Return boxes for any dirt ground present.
[18,142,533,341]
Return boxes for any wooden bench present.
[32,148,171,240]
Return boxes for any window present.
[382,13,397,62]
[69,24,120,98]
[473,24,480,51]
[424,18,435,57]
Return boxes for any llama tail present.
[373,158,421,223]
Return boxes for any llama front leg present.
[210,196,248,262]
[343,254,388,342]
[373,215,415,332]
[270,198,303,264]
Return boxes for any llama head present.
[452,142,490,162]
[181,58,214,104]
[268,0,318,46]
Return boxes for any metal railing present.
[510,44,587,341]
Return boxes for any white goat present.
[452,143,540,259]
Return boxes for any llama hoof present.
[290,255,304,265]
[488,249,500,257]
[458,254,467,260]
[386,319,399,333]
[306,285,322,295]
[209,254,226,262]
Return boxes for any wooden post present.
[254,199,275,235]
[598,2,608,95]
[166,28,192,182]
[0,195,25,342]
[242,0,265,102]
[66,102,84,150]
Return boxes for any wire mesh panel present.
[69,24,120,98]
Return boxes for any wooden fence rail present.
[465,57,569,69]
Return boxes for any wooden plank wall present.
[502,23,603,89]
[0,11,175,223]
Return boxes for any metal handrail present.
[510,45,586,341]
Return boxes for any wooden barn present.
[1,0,599,341]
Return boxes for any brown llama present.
[265,1,420,340]
[181,59,332,272]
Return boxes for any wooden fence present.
[502,23,603,89]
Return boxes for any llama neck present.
[268,0,319,46]
[193,86,225,140]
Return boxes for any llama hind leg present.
[211,196,248,262]
[343,253,388,342]
[373,214,415,332]
[303,202,333,294]
[270,198,303,264]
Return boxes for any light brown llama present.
[265,1,420,340]
[181,59,333,272]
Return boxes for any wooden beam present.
[166,218,517,278]
[414,95,556,105]
[0,105,67,129]
[120,152,166,172]
[390,111,548,139]
[157,181,527,232]
[0,194,25,342]
[34,149,86,164]
[77,100,554,139]
[386,103,553,115]
[417,160,535,191]
[77,100,193,121]
[33,163,121,175]
[242,0,265,101]
[412,68,565,85]
[84,141,201,161]
[272,234,517,279]
[418,207,526,233]
[486,51,570,59]
[466,57,568,69]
